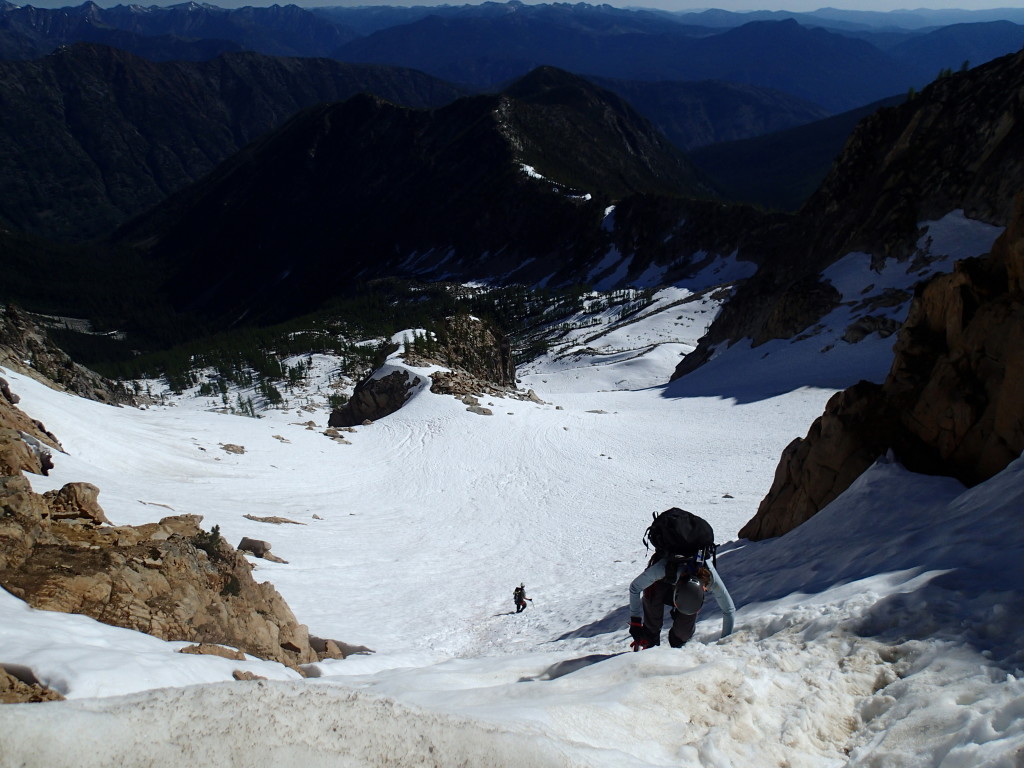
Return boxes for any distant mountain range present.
[0,41,835,241]
[0,0,356,59]
[2,0,1023,242]
[3,1,1024,115]
[333,15,930,110]
[2,2,1024,359]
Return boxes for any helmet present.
[673,577,705,615]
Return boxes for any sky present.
[12,0,1024,13]
[2,208,1021,766]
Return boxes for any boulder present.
[42,482,108,525]
[329,370,418,427]
[238,537,288,564]
[309,635,374,659]
[232,670,267,681]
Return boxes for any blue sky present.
[642,1,1021,9]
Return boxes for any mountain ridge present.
[110,69,717,325]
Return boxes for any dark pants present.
[642,581,697,647]
[516,601,526,613]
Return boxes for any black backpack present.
[643,508,716,565]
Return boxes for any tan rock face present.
[0,490,321,666]
[0,376,62,459]
[740,382,896,540]
[0,462,323,667]
[742,194,1024,540]
[0,428,46,477]
[0,368,370,684]
[0,668,64,703]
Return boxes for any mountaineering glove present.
[629,617,652,651]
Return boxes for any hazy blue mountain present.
[588,77,829,151]
[689,95,904,211]
[314,1,700,37]
[890,21,1024,77]
[0,1,356,59]
[672,6,1024,30]
[335,16,915,112]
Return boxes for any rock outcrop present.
[0,666,64,703]
[741,193,1024,540]
[329,314,519,426]
[432,314,516,390]
[328,369,421,428]
[0,377,61,480]
[0,478,320,667]
[0,378,360,671]
[0,305,131,405]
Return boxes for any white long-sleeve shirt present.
[629,558,735,639]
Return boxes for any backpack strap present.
[663,554,698,585]
[641,511,657,551]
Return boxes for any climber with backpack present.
[627,507,735,651]
[513,583,532,613]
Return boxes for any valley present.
[1,2,1023,766]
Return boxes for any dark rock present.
[328,370,418,428]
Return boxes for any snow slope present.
[1,215,1021,767]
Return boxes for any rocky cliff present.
[741,193,1024,540]
[0,372,360,688]
[0,304,130,405]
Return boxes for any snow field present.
[1,212,1020,767]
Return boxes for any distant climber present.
[627,508,735,650]
[513,583,532,613]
